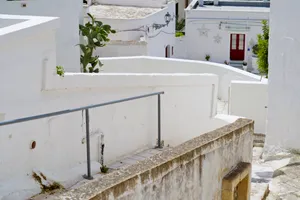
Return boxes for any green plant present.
[100,165,109,173]
[175,32,185,37]
[252,44,259,55]
[79,13,116,73]
[257,20,269,77]
[176,18,185,31]
[205,54,211,61]
[56,66,65,77]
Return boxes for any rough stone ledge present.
[48,118,254,200]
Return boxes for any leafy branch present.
[79,13,116,73]
[257,20,269,77]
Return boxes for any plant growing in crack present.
[100,165,109,174]
[56,65,65,77]
[205,54,211,61]
[79,13,116,73]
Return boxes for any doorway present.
[230,34,245,61]
[165,45,171,58]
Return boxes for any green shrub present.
[252,44,259,55]
[257,20,269,77]
[176,18,185,31]
[175,32,185,37]
[56,66,65,77]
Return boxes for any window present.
[238,35,244,50]
[231,34,237,50]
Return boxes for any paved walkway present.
[251,146,300,200]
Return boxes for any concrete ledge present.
[49,118,254,200]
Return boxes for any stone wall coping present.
[50,118,254,200]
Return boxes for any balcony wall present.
[99,56,265,101]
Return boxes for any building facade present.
[183,0,269,70]
[86,0,176,58]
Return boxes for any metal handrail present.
[0,91,164,180]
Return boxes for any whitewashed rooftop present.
[196,5,270,12]
[89,5,162,19]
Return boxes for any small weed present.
[100,165,109,174]
[56,66,65,77]
[205,54,211,61]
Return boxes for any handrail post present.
[157,94,162,148]
[83,109,93,180]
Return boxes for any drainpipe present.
[199,0,204,7]
[214,0,219,6]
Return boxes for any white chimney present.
[199,0,204,6]
[214,0,219,5]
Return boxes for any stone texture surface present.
[251,145,300,200]
[89,5,161,19]
[47,118,253,200]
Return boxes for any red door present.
[230,34,245,61]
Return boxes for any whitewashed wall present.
[91,2,176,58]
[96,43,147,57]
[230,81,268,134]
[100,56,265,101]
[174,36,188,58]
[0,0,82,72]
[0,15,227,199]
[185,6,269,64]
[94,0,168,8]
[267,0,300,148]
[146,2,176,57]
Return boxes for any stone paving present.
[251,145,300,200]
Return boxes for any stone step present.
[229,61,244,69]
[253,133,266,147]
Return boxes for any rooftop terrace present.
[88,5,162,19]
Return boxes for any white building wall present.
[146,2,176,57]
[174,37,188,58]
[230,81,268,134]
[90,2,176,58]
[185,9,269,64]
[95,44,147,57]
[0,0,82,72]
[100,56,265,101]
[267,0,300,148]
[94,0,168,8]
